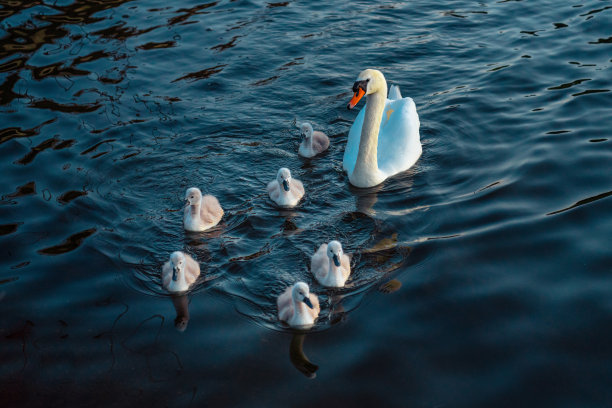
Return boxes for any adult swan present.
[343,69,422,188]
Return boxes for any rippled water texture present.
[1,0,611,406]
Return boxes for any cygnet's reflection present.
[171,294,190,332]
[289,334,318,379]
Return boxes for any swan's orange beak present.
[347,88,365,110]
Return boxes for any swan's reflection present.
[349,183,383,215]
[171,294,190,332]
[289,334,318,379]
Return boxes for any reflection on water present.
[289,334,318,379]
[171,295,190,332]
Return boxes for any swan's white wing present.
[340,253,351,281]
[343,105,366,174]
[201,195,223,224]
[267,180,280,201]
[184,254,200,285]
[377,96,421,177]
[307,293,320,319]
[311,244,328,281]
[312,131,329,153]
[291,179,305,199]
[277,287,294,321]
[388,84,402,100]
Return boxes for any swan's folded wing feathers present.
[308,293,320,316]
[200,195,223,224]
[388,84,402,100]
[377,96,421,176]
[341,253,352,280]
[313,131,329,152]
[267,180,279,199]
[292,179,305,197]
[311,244,329,279]
[277,287,294,321]
[184,255,200,284]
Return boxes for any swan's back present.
[311,244,329,280]
[343,94,421,178]
[388,84,402,100]
[312,131,330,153]
[377,96,421,177]
[277,286,294,321]
[200,195,223,224]
[184,255,200,284]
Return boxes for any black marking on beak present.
[185,198,190,206]
[302,297,314,309]
[333,254,341,267]
[172,267,178,281]
[283,180,290,192]
[352,79,369,93]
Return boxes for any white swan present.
[343,69,422,188]
[267,167,305,207]
[298,122,329,158]
[311,240,351,288]
[162,251,200,293]
[277,282,320,328]
[183,187,224,232]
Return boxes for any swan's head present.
[276,167,292,192]
[292,282,314,309]
[185,187,202,205]
[169,251,186,281]
[327,240,344,267]
[300,122,313,140]
[347,69,386,109]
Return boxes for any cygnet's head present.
[347,68,386,110]
[327,240,344,267]
[300,122,313,139]
[276,168,292,192]
[169,251,186,281]
[185,187,202,205]
[291,282,314,309]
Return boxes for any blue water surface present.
[1,0,611,406]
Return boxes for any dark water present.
[1,0,611,406]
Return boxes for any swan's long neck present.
[352,87,386,185]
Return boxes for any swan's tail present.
[388,84,402,100]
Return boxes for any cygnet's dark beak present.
[172,267,178,281]
[184,199,190,206]
[333,254,341,267]
[302,297,314,309]
[283,180,290,192]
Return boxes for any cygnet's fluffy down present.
[267,167,304,207]
[298,122,329,158]
[277,282,320,328]
[183,187,224,232]
[311,240,351,288]
[162,251,200,293]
